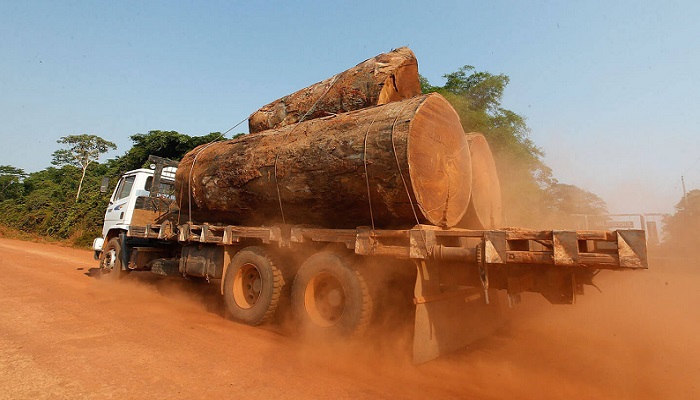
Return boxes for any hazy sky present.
[1,1,698,214]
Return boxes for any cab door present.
[102,174,136,236]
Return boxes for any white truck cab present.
[92,166,176,257]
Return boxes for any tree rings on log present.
[177,93,471,229]
[458,133,503,229]
[248,47,421,134]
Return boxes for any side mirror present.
[100,176,110,193]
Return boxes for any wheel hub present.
[304,272,346,327]
[103,248,117,271]
[233,263,262,309]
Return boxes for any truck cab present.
[92,164,177,257]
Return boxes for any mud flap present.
[412,260,506,364]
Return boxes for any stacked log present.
[457,133,503,229]
[248,47,421,134]
[177,93,472,229]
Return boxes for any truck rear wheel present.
[291,252,373,338]
[223,247,283,326]
[100,237,126,280]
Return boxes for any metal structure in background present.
[572,213,668,245]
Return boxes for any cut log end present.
[458,133,503,229]
[408,94,472,228]
[377,62,421,105]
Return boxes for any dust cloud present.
[70,200,697,400]
[100,239,700,399]
[275,251,699,400]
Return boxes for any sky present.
[1,0,698,214]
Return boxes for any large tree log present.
[177,93,471,229]
[458,133,503,229]
[248,47,421,134]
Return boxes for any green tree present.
[0,165,26,201]
[546,183,607,216]
[109,130,224,173]
[542,183,608,227]
[1,130,223,246]
[52,134,117,200]
[0,161,113,245]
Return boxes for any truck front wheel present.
[291,252,373,338]
[100,237,126,280]
[223,247,283,326]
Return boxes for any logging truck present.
[92,48,647,362]
[92,154,647,363]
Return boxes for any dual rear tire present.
[291,252,373,337]
[223,247,373,337]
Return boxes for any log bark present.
[177,93,471,229]
[248,47,421,134]
[458,133,503,229]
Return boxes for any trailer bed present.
[127,222,647,270]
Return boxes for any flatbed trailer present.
[128,221,647,272]
[121,218,647,362]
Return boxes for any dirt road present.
[1,237,698,399]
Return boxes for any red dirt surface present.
[1,237,698,399]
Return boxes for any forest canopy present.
[0,130,224,246]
